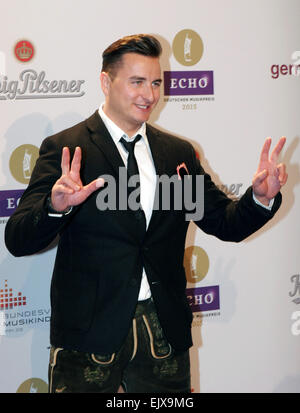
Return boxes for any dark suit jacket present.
[5,110,282,353]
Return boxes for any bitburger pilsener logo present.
[0,41,85,100]
[14,40,34,63]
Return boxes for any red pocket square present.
[176,162,189,180]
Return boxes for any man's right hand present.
[50,146,104,212]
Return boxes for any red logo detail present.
[0,280,27,309]
[14,40,34,62]
[176,162,189,180]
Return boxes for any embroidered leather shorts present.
[48,298,191,393]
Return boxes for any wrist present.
[253,193,270,207]
[252,193,274,211]
[47,196,73,216]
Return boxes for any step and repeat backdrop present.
[0,0,299,393]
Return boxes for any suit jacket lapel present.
[86,111,167,177]
[146,124,167,177]
[86,111,149,241]
[146,125,167,234]
[85,111,167,237]
[85,111,137,239]
[86,110,125,176]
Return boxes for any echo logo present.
[172,29,204,66]
[0,189,24,218]
[17,378,48,393]
[186,285,220,313]
[164,71,214,96]
[184,246,209,284]
[9,144,39,184]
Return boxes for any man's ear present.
[100,72,111,96]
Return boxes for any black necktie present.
[120,135,146,231]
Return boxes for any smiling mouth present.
[135,104,150,110]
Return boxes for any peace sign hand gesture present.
[252,137,288,206]
[50,147,104,212]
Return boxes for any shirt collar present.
[98,104,146,145]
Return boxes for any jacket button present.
[130,278,137,286]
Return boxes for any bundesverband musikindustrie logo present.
[0,279,50,337]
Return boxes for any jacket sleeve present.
[4,136,77,257]
[189,145,282,242]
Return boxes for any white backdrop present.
[0,0,299,393]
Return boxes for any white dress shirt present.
[99,105,157,300]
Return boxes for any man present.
[5,34,287,393]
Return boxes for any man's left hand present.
[252,137,288,206]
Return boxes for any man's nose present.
[143,84,155,102]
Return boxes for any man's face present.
[101,53,162,137]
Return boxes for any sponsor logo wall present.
[0,0,299,393]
